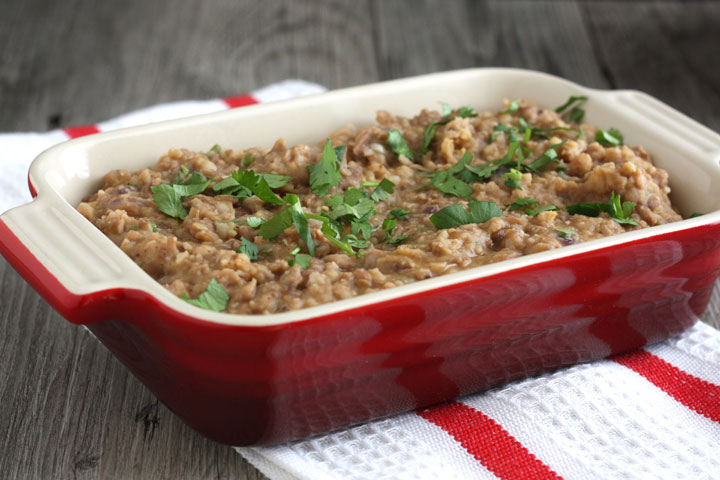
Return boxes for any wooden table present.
[2,1,719,478]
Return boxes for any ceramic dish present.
[2,68,720,445]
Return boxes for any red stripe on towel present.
[419,402,564,480]
[221,94,259,109]
[62,125,100,138]
[613,350,720,423]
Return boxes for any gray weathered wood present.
[1,1,718,478]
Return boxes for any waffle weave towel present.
[2,81,719,480]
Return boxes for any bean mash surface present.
[77,98,682,314]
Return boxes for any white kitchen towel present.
[1,81,719,480]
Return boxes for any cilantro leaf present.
[422,122,436,154]
[500,99,519,114]
[567,191,637,226]
[181,278,229,312]
[430,201,503,229]
[502,168,523,190]
[246,216,264,228]
[257,206,293,239]
[370,178,396,202]
[555,227,575,238]
[387,129,415,161]
[595,128,624,146]
[555,96,588,114]
[289,252,312,268]
[456,106,478,118]
[440,102,452,116]
[390,209,410,219]
[243,155,255,168]
[237,237,258,260]
[212,170,289,205]
[524,143,564,173]
[286,194,315,255]
[151,184,188,219]
[207,144,222,155]
[507,197,539,211]
[568,107,585,124]
[525,204,559,216]
[308,138,343,197]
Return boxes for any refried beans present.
[77,98,682,314]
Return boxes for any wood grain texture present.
[0,1,718,478]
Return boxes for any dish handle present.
[0,198,124,324]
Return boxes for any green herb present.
[207,144,222,155]
[286,194,315,255]
[555,227,575,238]
[525,204,559,216]
[595,128,624,147]
[381,217,409,245]
[567,191,637,226]
[556,166,567,176]
[257,207,293,240]
[236,237,258,260]
[387,129,415,161]
[689,212,705,218]
[555,96,588,114]
[288,251,312,268]
[181,278,229,312]
[308,138,344,197]
[246,216,264,228]
[430,201,503,229]
[370,178,396,202]
[500,99,519,114]
[390,208,410,220]
[568,107,585,124]
[150,221,158,232]
[128,225,137,231]
[151,166,213,219]
[456,106,478,118]
[502,168,523,190]
[422,122,436,154]
[361,181,379,188]
[440,102,453,116]
[212,170,289,205]
[243,155,255,168]
[524,142,565,173]
[507,197,539,211]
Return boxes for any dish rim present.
[7,67,720,327]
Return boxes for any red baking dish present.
[2,69,720,446]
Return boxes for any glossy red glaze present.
[2,216,719,446]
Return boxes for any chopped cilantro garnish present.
[555,96,588,114]
[440,102,453,116]
[288,252,312,268]
[555,227,575,238]
[524,142,565,173]
[689,212,705,218]
[245,216,264,228]
[370,178,396,202]
[567,191,637,226]
[500,99,520,114]
[390,208,410,220]
[182,278,229,312]
[456,106,478,118]
[502,168,523,190]
[381,216,409,245]
[506,197,558,216]
[257,206,293,240]
[151,166,212,219]
[595,128,624,147]
[243,155,255,168]
[237,237,258,260]
[422,122,437,154]
[507,197,539,211]
[207,144,222,156]
[430,201,503,229]
[150,221,158,232]
[308,138,344,197]
[387,129,414,161]
[212,170,289,205]
[568,107,585,124]
[286,194,315,256]
[525,204,559,216]
[128,225,137,231]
